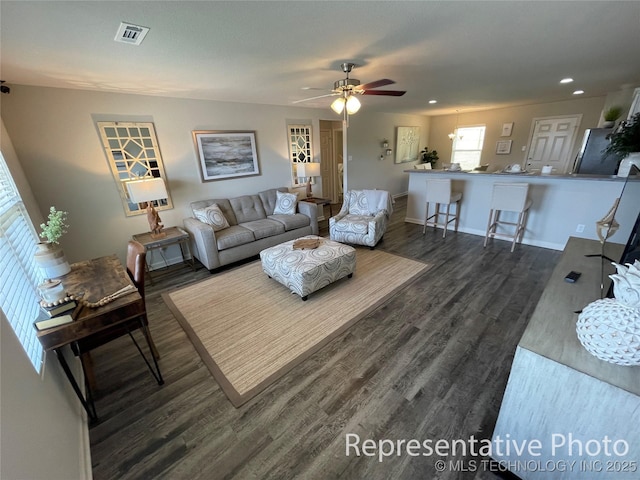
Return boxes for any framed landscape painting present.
[193,131,260,181]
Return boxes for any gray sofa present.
[183,187,318,271]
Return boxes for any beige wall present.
[428,96,607,172]
[1,120,90,480]
[1,85,426,265]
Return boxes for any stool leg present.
[454,200,461,232]
[434,203,440,231]
[484,209,494,247]
[511,211,525,252]
[423,202,429,234]
[443,203,450,238]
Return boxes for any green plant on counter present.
[420,147,439,166]
[603,105,623,122]
[39,206,69,244]
[605,112,640,158]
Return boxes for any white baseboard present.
[404,217,564,251]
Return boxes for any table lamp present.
[297,162,321,198]
[126,177,168,238]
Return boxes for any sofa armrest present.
[297,201,319,235]
[183,217,221,270]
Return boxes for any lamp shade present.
[346,95,361,114]
[126,177,168,204]
[331,97,345,114]
[297,162,321,179]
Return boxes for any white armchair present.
[329,189,393,249]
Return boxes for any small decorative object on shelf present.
[35,206,71,278]
[576,260,640,366]
[604,112,640,177]
[602,105,623,128]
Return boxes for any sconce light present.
[385,148,392,156]
[382,139,389,149]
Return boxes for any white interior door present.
[526,115,581,173]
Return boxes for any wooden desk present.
[36,255,162,422]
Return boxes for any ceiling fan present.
[294,62,406,115]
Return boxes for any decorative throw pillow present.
[193,204,230,232]
[273,190,298,215]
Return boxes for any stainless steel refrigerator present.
[573,128,623,175]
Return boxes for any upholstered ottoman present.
[260,235,356,300]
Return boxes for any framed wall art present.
[496,139,513,154]
[501,122,514,137]
[193,131,260,182]
[395,126,421,164]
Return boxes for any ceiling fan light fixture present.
[346,95,361,114]
[331,97,345,114]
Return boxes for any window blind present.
[0,152,44,372]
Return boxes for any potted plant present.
[35,206,71,278]
[602,105,623,128]
[605,112,640,177]
[420,147,439,167]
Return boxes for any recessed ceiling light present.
[560,78,574,84]
[573,90,585,95]
[428,100,437,104]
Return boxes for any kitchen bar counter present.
[405,169,640,250]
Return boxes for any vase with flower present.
[34,206,71,278]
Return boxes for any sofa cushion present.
[273,190,298,215]
[348,190,371,216]
[333,214,370,234]
[268,213,310,231]
[215,225,255,251]
[192,204,230,232]
[241,219,285,240]
[191,198,237,226]
[258,187,289,215]
[230,195,266,223]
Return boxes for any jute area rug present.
[163,248,429,407]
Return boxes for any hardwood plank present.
[88,196,560,479]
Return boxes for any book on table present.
[34,314,73,331]
[40,299,77,318]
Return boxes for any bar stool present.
[484,183,532,252]
[423,178,462,238]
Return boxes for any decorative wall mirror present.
[287,124,314,186]
[97,121,173,216]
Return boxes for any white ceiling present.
[2,1,640,116]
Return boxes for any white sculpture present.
[576,260,640,366]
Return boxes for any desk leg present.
[55,348,98,423]
[179,239,196,271]
[128,320,164,385]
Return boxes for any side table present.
[301,197,334,217]
[132,226,195,283]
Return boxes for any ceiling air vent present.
[114,22,149,46]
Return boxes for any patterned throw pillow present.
[273,191,298,215]
[193,204,230,232]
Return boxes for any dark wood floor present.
[88,196,560,480]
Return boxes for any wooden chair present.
[75,241,162,389]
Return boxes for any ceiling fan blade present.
[361,90,407,96]
[359,78,395,90]
[292,93,337,104]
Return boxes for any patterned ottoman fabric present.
[260,235,356,300]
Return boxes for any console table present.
[491,237,640,479]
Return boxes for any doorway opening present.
[319,120,343,204]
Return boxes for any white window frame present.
[0,151,44,372]
[451,125,486,171]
